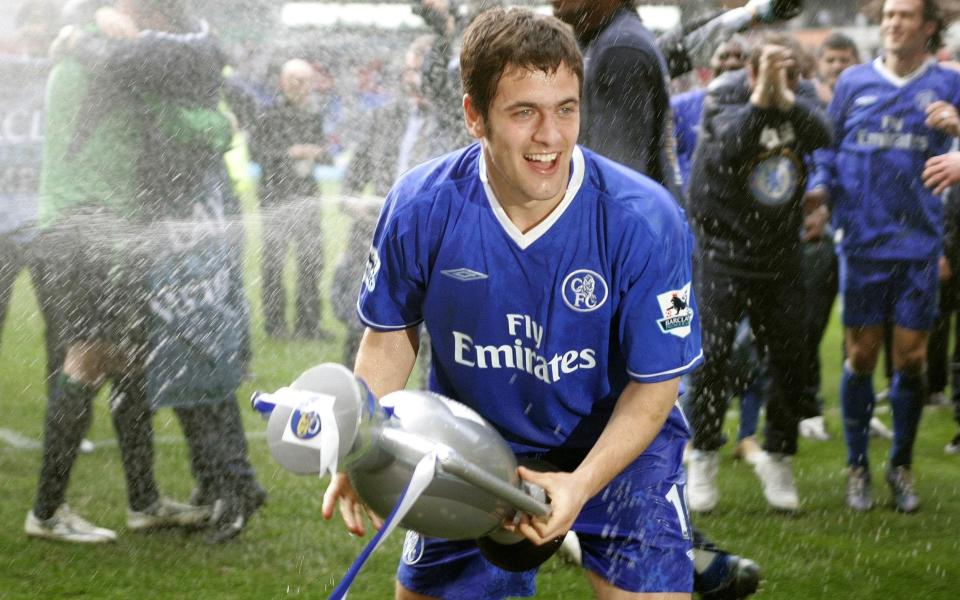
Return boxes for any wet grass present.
[1,176,958,598]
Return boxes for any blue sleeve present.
[356,188,428,330]
[807,148,833,191]
[618,199,703,382]
[811,76,852,194]
[671,93,700,185]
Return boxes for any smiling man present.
[322,6,702,600]
[812,0,960,513]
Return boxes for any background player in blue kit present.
[811,0,960,513]
[322,6,702,599]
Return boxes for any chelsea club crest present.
[748,152,801,207]
[289,409,322,440]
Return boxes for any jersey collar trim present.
[478,145,585,250]
[872,56,936,87]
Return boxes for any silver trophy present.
[252,363,553,559]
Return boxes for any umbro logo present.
[441,268,488,282]
[854,95,878,106]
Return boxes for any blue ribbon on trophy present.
[251,364,558,599]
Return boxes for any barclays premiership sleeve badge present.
[656,282,694,338]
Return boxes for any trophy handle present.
[378,428,551,518]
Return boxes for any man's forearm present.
[572,378,680,499]
[354,326,420,397]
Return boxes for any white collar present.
[479,145,585,250]
[872,55,936,87]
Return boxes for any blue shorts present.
[839,256,939,331]
[396,464,693,598]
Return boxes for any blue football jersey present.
[358,143,703,480]
[671,88,707,189]
[814,58,960,260]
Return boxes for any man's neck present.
[483,151,565,234]
[884,50,930,78]
[497,194,564,234]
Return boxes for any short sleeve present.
[617,200,703,382]
[951,73,960,108]
[356,188,428,330]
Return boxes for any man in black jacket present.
[244,58,330,340]
[685,33,832,514]
[554,0,680,196]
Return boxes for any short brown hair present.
[460,6,583,120]
[821,31,860,60]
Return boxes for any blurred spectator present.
[235,58,332,340]
[672,36,750,188]
[815,32,861,103]
[26,0,216,545]
[0,2,63,384]
[335,35,437,366]
[685,33,832,514]
[310,62,345,157]
[90,0,265,543]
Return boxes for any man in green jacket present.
[25,1,212,544]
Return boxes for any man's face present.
[281,66,314,105]
[465,65,580,212]
[881,0,935,57]
[552,0,621,35]
[710,41,746,76]
[818,47,857,89]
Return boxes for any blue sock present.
[889,371,925,468]
[737,383,763,441]
[841,366,874,468]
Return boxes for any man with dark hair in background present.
[812,0,960,513]
[796,31,862,442]
[816,32,861,103]
[672,36,750,188]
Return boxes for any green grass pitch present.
[1,173,958,599]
